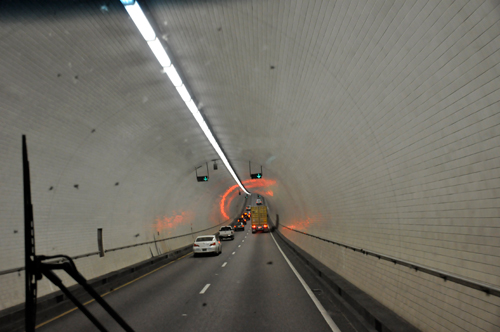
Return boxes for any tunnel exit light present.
[120,0,250,195]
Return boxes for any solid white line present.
[199,284,210,294]
[232,252,235,255]
[222,262,227,267]
[270,233,341,332]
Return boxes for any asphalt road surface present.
[37,228,337,332]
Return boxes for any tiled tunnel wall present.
[261,1,500,330]
[1,1,500,332]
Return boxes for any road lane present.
[37,230,244,332]
[38,228,334,332]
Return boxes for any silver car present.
[193,235,222,256]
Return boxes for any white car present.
[219,226,234,240]
[256,198,262,205]
[193,235,222,256]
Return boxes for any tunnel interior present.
[1,1,499,331]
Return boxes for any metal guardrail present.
[0,220,228,276]
[281,224,500,298]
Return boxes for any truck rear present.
[251,206,269,233]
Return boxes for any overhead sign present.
[195,162,209,182]
[251,173,262,179]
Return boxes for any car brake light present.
[210,242,216,246]
[193,244,199,247]
[252,225,256,228]
[264,224,268,228]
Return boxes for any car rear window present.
[220,227,231,231]
[196,237,214,242]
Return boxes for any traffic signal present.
[197,176,209,182]
[250,173,262,179]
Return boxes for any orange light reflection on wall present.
[287,214,324,232]
[154,211,195,233]
[219,179,276,219]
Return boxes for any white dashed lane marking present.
[200,284,210,294]
[222,262,227,267]
[232,252,235,255]
[238,245,241,247]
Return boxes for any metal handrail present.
[280,224,500,298]
[0,220,228,276]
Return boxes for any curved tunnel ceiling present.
[1,1,500,331]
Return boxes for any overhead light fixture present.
[121,1,156,41]
[213,160,218,170]
[163,65,183,87]
[121,0,250,195]
[176,84,191,102]
[147,38,171,67]
[185,99,198,115]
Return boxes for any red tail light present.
[264,224,268,228]
[193,244,199,247]
[252,225,256,228]
[210,242,216,246]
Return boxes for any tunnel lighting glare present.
[147,38,171,67]
[176,84,191,102]
[163,65,183,87]
[120,0,250,196]
[122,1,156,41]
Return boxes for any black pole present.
[21,135,134,332]
[23,135,37,332]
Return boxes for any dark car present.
[237,217,246,225]
[234,222,245,231]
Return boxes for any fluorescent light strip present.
[163,65,183,87]
[147,38,171,67]
[121,0,250,195]
[176,85,191,102]
[122,1,156,41]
